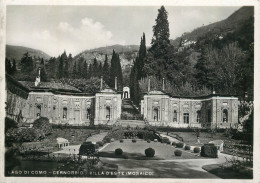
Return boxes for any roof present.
[19,81,81,93]
[6,74,30,99]
[144,90,239,99]
[56,137,69,144]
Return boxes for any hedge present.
[96,141,104,147]
[132,139,137,143]
[120,139,124,143]
[201,144,218,158]
[176,142,184,148]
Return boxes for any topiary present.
[132,139,137,143]
[174,149,182,156]
[115,148,123,156]
[176,142,184,148]
[167,141,171,145]
[184,145,191,150]
[201,144,218,158]
[120,139,124,143]
[162,137,170,143]
[145,148,155,157]
[111,138,115,142]
[194,147,200,153]
[147,140,151,143]
[172,142,176,146]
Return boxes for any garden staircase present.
[120,98,145,127]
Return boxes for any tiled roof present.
[18,81,81,92]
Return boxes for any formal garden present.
[5,114,253,178]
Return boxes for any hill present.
[6,45,51,62]
[171,6,254,47]
[74,44,140,69]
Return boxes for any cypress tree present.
[72,62,77,79]
[102,54,110,84]
[98,62,103,78]
[109,50,117,88]
[88,63,92,79]
[83,61,88,79]
[21,52,34,73]
[150,6,170,59]
[92,58,98,77]
[12,59,17,74]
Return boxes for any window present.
[87,108,91,119]
[36,105,41,117]
[106,106,110,119]
[173,110,177,122]
[223,109,228,122]
[63,107,67,119]
[207,109,211,123]
[196,110,201,123]
[183,113,189,124]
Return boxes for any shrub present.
[132,139,137,143]
[147,140,151,143]
[33,117,52,135]
[115,148,123,156]
[172,142,176,146]
[184,145,191,150]
[162,137,170,143]
[111,138,115,142]
[94,144,99,149]
[176,142,184,148]
[201,144,218,158]
[174,150,182,156]
[194,147,200,153]
[104,137,111,143]
[120,139,124,143]
[167,141,171,145]
[96,141,104,147]
[5,117,18,133]
[79,143,95,156]
[145,148,155,157]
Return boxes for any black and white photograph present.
[1,0,259,182]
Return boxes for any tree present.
[5,58,12,75]
[109,50,123,90]
[20,52,34,73]
[40,67,48,82]
[12,59,17,74]
[82,61,88,79]
[72,62,77,79]
[150,6,170,59]
[98,62,103,78]
[102,54,110,84]
[92,58,98,77]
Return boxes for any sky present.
[6,6,241,57]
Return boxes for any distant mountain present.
[171,6,254,47]
[6,45,51,61]
[74,44,140,69]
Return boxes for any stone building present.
[141,79,239,129]
[6,73,239,129]
[5,73,121,126]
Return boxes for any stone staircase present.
[121,99,143,120]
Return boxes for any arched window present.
[87,108,91,119]
[173,110,177,122]
[196,110,201,123]
[223,109,228,122]
[63,107,67,119]
[183,113,189,124]
[207,109,211,123]
[106,106,111,119]
[36,105,41,117]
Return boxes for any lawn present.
[163,131,241,146]
[99,140,205,160]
